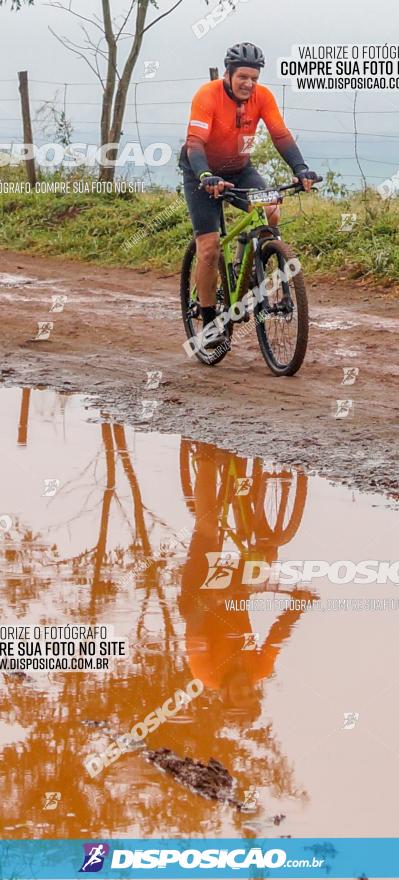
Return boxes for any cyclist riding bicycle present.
[179,42,319,350]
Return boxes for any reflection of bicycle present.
[179,440,307,554]
[181,178,322,375]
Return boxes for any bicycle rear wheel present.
[254,240,308,376]
[180,239,233,366]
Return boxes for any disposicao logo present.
[79,843,110,873]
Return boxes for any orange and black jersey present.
[179,78,308,178]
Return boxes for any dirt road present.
[0,250,398,497]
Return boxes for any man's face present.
[229,66,260,100]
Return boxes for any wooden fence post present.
[18,70,37,187]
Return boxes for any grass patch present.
[0,171,398,287]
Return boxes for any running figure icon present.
[79,844,109,873]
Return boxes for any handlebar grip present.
[293,174,324,192]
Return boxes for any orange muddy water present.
[0,386,398,841]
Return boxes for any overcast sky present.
[1,0,398,187]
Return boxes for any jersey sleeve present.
[258,86,308,174]
[187,84,215,144]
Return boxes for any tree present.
[47,0,188,182]
[4,0,226,181]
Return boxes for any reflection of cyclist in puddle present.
[179,444,317,715]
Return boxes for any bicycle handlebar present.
[219,174,323,202]
[279,174,323,193]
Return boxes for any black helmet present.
[224,42,265,70]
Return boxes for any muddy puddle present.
[0,386,398,840]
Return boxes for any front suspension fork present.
[253,239,294,315]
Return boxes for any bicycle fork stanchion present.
[252,238,268,311]
[252,234,295,317]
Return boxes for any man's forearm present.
[271,133,308,175]
[186,137,211,178]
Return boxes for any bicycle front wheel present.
[254,240,308,376]
[180,239,233,367]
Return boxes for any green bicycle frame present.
[190,204,268,306]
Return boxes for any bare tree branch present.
[116,0,136,40]
[48,26,102,81]
[82,22,121,81]
[93,37,107,87]
[141,0,184,36]
[80,23,117,81]
[45,1,104,32]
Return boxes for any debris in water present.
[145,748,248,811]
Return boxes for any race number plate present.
[248,189,280,205]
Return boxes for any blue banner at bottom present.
[0,838,397,879]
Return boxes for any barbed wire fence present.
[1,74,398,189]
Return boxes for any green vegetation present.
[0,163,398,287]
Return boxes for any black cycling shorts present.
[182,162,267,238]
